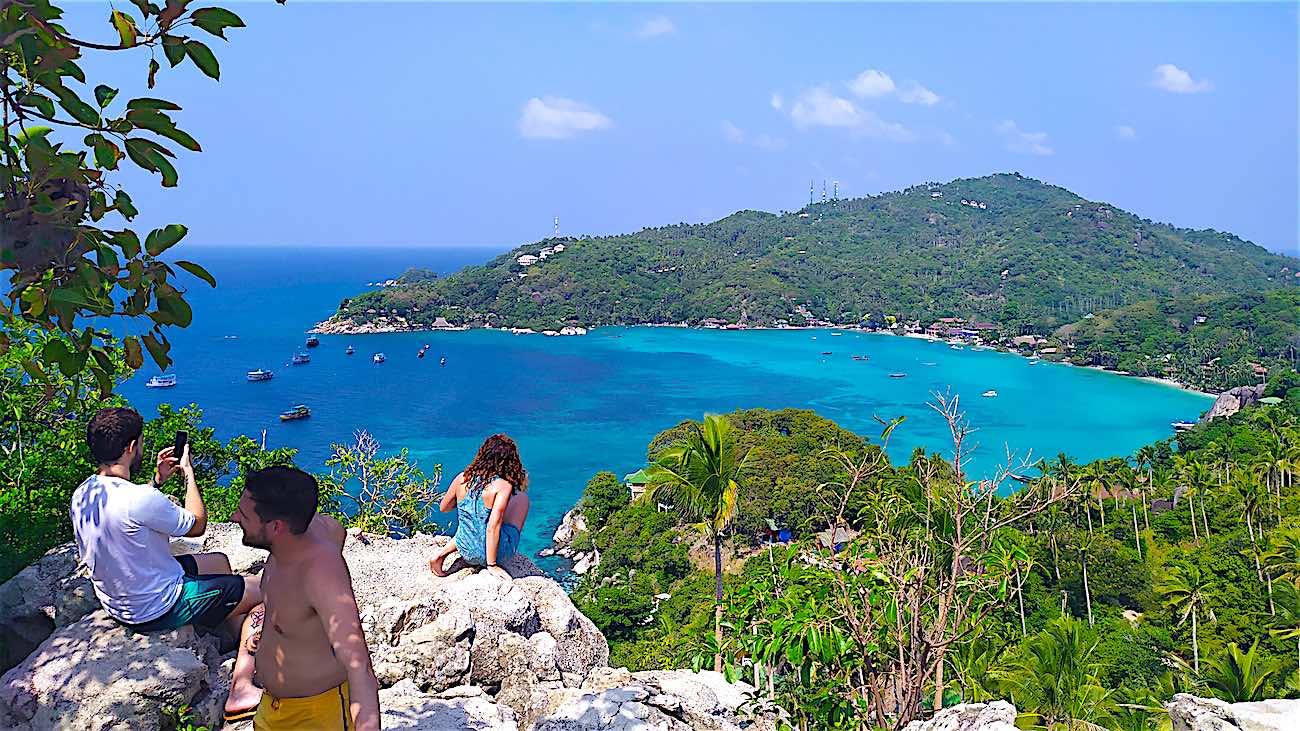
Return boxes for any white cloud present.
[898,81,941,106]
[1151,63,1213,94]
[995,120,1053,156]
[770,93,784,111]
[848,69,895,98]
[637,16,675,38]
[789,87,913,141]
[518,97,612,140]
[1114,125,1137,141]
[720,120,786,150]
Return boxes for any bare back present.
[255,524,351,698]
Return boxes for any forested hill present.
[329,173,1299,332]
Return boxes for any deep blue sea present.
[118,246,1213,567]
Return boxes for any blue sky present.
[69,2,1298,254]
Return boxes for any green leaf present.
[184,40,220,80]
[94,85,119,108]
[94,138,122,169]
[151,151,178,187]
[19,93,56,118]
[148,58,160,89]
[156,125,201,152]
[128,0,152,17]
[127,97,183,111]
[110,10,138,47]
[41,338,72,367]
[114,190,138,219]
[55,89,100,125]
[140,331,171,369]
[112,230,142,258]
[175,260,216,287]
[13,126,52,146]
[155,292,193,327]
[163,36,186,67]
[124,138,160,172]
[145,224,188,256]
[190,7,245,38]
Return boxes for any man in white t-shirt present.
[70,407,265,722]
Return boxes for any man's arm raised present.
[305,555,380,731]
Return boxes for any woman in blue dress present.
[428,434,531,581]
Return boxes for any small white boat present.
[1171,420,1197,432]
[345,345,355,355]
[950,344,965,350]
[888,372,907,378]
[291,352,310,364]
[982,390,998,398]
[145,374,177,388]
[439,356,446,366]
[247,369,274,382]
[373,353,386,364]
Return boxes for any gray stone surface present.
[1167,694,1300,731]
[902,701,1018,731]
[0,611,224,731]
[0,543,97,671]
[1201,384,1267,423]
[381,678,519,730]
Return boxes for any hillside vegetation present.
[1059,289,1300,391]
[331,173,1298,332]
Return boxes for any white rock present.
[902,701,1018,731]
[1167,694,1300,731]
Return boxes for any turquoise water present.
[120,246,1213,567]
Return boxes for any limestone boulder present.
[1201,385,1266,423]
[516,577,609,677]
[1167,694,1300,731]
[380,679,519,730]
[0,610,225,731]
[902,701,1018,731]
[0,543,97,671]
[531,670,777,731]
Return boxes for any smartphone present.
[173,430,188,458]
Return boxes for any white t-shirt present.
[69,474,196,624]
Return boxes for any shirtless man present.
[232,466,379,731]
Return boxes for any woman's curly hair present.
[464,433,528,493]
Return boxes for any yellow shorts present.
[253,681,352,730]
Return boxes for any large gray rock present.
[0,610,225,730]
[1167,694,1300,731]
[0,543,97,672]
[1201,385,1267,423]
[531,670,777,731]
[902,701,1018,731]
[516,577,609,677]
[380,679,519,730]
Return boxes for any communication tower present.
[554,216,559,237]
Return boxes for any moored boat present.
[439,356,446,366]
[145,374,177,388]
[888,372,907,378]
[247,369,274,382]
[346,345,355,355]
[291,352,311,364]
[373,353,386,364]
[305,335,320,348]
[417,349,426,359]
[982,390,998,397]
[279,404,311,421]
[1171,420,1197,432]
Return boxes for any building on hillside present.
[816,526,858,552]
[431,317,454,329]
[516,254,539,266]
[624,469,652,501]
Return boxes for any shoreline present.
[311,318,1225,398]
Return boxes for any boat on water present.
[982,390,998,397]
[373,353,386,364]
[439,356,446,366]
[345,345,355,355]
[821,351,833,356]
[851,355,869,361]
[1171,420,1198,432]
[950,344,965,350]
[921,361,937,366]
[291,352,311,364]
[279,404,311,422]
[247,369,274,382]
[417,349,426,359]
[305,335,320,348]
[888,372,907,378]
[145,374,177,388]
[831,332,842,337]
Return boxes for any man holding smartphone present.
[71,407,264,719]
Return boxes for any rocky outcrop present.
[1167,694,1300,731]
[0,523,773,730]
[903,701,1017,731]
[0,611,226,731]
[540,508,600,575]
[1201,384,1266,423]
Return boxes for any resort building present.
[516,254,539,267]
[431,316,454,329]
[624,469,652,501]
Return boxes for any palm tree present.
[1265,530,1300,587]
[999,616,1112,729]
[1160,564,1215,673]
[1233,472,1267,586]
[1173,455,1199,542]
[1271,581,1300,679]
[1189,459,1213,539]
[1134,446,1156,531]
[1203,640,1281,703]
[645,413,750,674]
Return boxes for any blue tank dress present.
[453,475,521,566]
